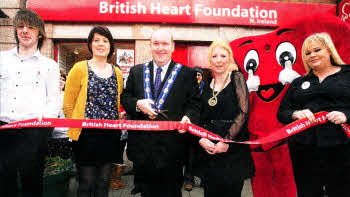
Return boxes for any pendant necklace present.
[208,73,230,107]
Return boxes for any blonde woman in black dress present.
[193,40,254,197]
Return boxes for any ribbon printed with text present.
[1,112,349,144]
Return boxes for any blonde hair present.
[302,32,345,73]
[207,39,238,72]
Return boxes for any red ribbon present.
[181,112,350,144]
[0,118,181,131]
[1,112,349,144]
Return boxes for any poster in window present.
[117,49,134,81]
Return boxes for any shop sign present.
[27,0,336,27]
[338,0,350,23]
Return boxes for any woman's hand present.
[292,109,316,123]
[327,111,347,124]
[199,138,216,155]
[214,141,229,154]
[178,116,191,134]
[120,111,127,120]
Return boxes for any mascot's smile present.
[257,83,285,102]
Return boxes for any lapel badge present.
[301,81,310,89]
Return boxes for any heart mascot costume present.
[229,15,350,197]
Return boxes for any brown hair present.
[87,26,115,59]
[60,69,66,80]
[13,9,46,50]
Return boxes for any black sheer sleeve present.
[226,72,249,140]
[184,68,201,125]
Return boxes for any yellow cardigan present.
[63,60,123,141]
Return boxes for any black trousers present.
[0,123,50,197]
[289,142,350,197]
[184,142,195,184]
[134,161,183,197]
[203,168,244,197]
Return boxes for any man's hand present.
[35,114,43,121]
[178,116,190,134]
[136,99,157,116]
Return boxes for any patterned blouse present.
[85,63,119,120]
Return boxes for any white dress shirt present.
[135,60,171,112]
[0,48,60,123]
[51,92,68,138]
[153,60,171,83]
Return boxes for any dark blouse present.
[75,63,121,165]
[200,71,249,140]
[277,65,350,146]
[194,71,254,180]
[85,63,119,120]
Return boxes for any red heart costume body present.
[229,15,350,197]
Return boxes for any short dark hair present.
[87,26,114,59]
[193,66,203,76]
[13,9,46,50]
[60,70,66,80]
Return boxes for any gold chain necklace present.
[208,73,230,107]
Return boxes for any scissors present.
[148,108,168,120]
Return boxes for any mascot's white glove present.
[247,70,260,92]
[279,60,300,85]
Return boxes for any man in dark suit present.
[121,29,200,197]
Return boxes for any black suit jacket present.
[121,60,200,168]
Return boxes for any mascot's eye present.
[244,50,259,74]
[275,42,296,68]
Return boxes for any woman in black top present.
[277,33,350,197]
[192,40,254,197]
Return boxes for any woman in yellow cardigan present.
[63,26,123,197]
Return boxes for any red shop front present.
[26,0,336,77]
